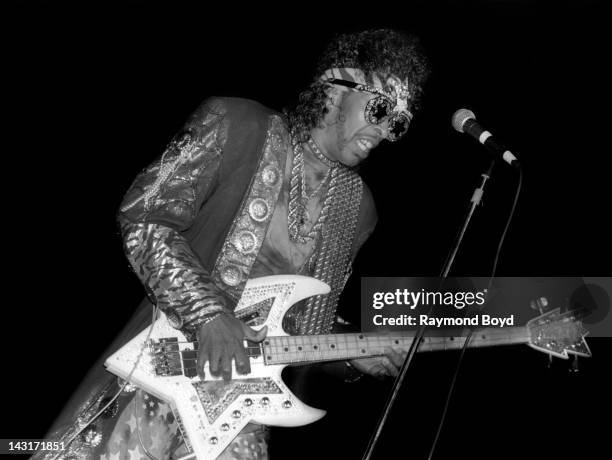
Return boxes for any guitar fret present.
[224,326,517,373]
[263,327,531,365]
[340,334,349,359]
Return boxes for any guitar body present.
[105,275,329,459]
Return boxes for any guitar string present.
[154,328,532,372]
[164,332,534,372]
[157,332,529,355]
[157,337,530,367]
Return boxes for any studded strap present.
[297,167,363,334]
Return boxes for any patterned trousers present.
[36,379,269,460]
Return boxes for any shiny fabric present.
[119,99,231,337]
[121,221,232,335]
[250,144,318,277]
[211,115,287,301]
[37,97,377,459]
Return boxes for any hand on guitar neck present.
[350,347,407,379]
[196,313,268,381]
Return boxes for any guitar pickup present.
[181,349,198,378]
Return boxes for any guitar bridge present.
[150,338,183,376]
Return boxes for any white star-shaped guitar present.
[105,275,591,459]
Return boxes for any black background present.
[4,1,610,459]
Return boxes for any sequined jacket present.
[34,98,376,457]
[117,97,376,339]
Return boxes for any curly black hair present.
[285,29,431,144]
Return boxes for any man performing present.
[38,29,430,459]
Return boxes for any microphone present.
[452,109,520,168]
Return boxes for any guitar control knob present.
[261,397,270,406]
[221,423,230,431]
[282,400,292,409]
[244,398,253,407]
[232,410,241,418]
[209,437,218,445]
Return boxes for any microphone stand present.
[440,158,496,277]
[361,158,497,460]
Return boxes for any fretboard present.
[261,328,530,365]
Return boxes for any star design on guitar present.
[192,378,282,424]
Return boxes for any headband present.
[320,67,412,114]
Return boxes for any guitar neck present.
[262,327,530,365]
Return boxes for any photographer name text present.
[372,313,515,327]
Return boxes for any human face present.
[318,90,395,167]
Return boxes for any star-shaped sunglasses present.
[326,78,412,142]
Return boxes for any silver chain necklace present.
[288,141,338,244]
[307,136,340,168]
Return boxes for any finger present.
[243,324,268,342]
[234,341,251,375]
[381,357,399,377]
[196,343,208,381]
[209,344,222,376]
[220,350,232,381]
[394,346,408,361]
[242,323,268,342]
[374,365,387,380]
[386,347,404,367]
